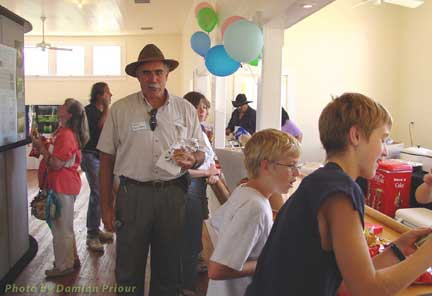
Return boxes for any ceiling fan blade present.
[383,0,424,8]
[48,47,73,51]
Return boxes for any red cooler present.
[367,159,412,217]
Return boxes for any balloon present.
[221,16,244,37]
[223,20,263,63]
[248,55,260,66]
[195,2,212,17]
[190,31,211,57]
[205,45,240,77]
[197,7,218,33]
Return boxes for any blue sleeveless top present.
[245,162,365,296]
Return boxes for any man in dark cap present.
[97,44,205,296]
[225,93,256,136]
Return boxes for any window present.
[24,42,123,77]
[93,46,121,75]
[56,46,85,76]
[24,48,48,76]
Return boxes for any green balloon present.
[197,7,218,33]
[249,56,260,66]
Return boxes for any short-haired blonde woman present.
[207,129,301,296]
[32,98,89,278]
[246,93,432,296]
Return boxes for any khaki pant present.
[51,193,77,271]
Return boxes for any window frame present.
[24,40,126,80]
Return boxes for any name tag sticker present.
[131,121,150,132]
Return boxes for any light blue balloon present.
[223,20,263,63]
[190,31,211,57]
[205,45,240,77]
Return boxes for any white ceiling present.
[0,0,194,36]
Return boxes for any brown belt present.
[120,175,185,189]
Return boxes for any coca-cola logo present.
[373,173,385,184]
[395,182,405,189]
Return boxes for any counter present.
[365,206,432,296]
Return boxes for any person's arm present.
[226,110,237,135]
[372,227,432,269]
[100,152,115,232]
[36,142,66,170]
[188,164,220,178]
[208,195,267,280]
[208,260,257,280]
[415,171,432,204]
[323,193,432,296]
[97,101,110,129]
[174,150,205,170]
[33,132,72,170]
[249,108,256,134]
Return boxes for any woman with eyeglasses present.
[207,129,301,296]
[32,98,89,279]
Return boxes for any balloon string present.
[245,63,258,85]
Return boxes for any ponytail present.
[64,98,89,148]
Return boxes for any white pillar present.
[213,76,228,149]
[257,24,284,131]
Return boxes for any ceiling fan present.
[28,16,72,51]
[353,0,424,8]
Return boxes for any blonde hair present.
[64,98,90,148]
[244,129,301,179]
[319,93,392,157]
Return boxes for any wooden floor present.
[5,170,209,296]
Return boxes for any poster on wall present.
[0,44,17,147]
[15,40,26,140]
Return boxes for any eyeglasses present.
[274,162,304,171]
[149,109,157,131]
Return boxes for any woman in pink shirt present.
[32,98,89,278]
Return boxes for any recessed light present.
[140,27,153,30]
[303,4,313,8]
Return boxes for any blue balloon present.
[223,20,263,63]
[191,31,211,57]
[205,45,240,77]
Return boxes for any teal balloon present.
[191,31,211,57]
[223,20,263,63]
[205,45,240,77]
[197,7,218,33]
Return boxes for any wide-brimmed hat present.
[125,44,179,77]
[232,94,252,107]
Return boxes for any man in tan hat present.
[97,43,205,296]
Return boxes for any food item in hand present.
[172,149,188,162]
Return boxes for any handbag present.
[30,189,50,220]
[29,162,61,227]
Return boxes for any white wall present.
[283,1,404,162]
[396,1,432,149]
[25,34,182,106]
